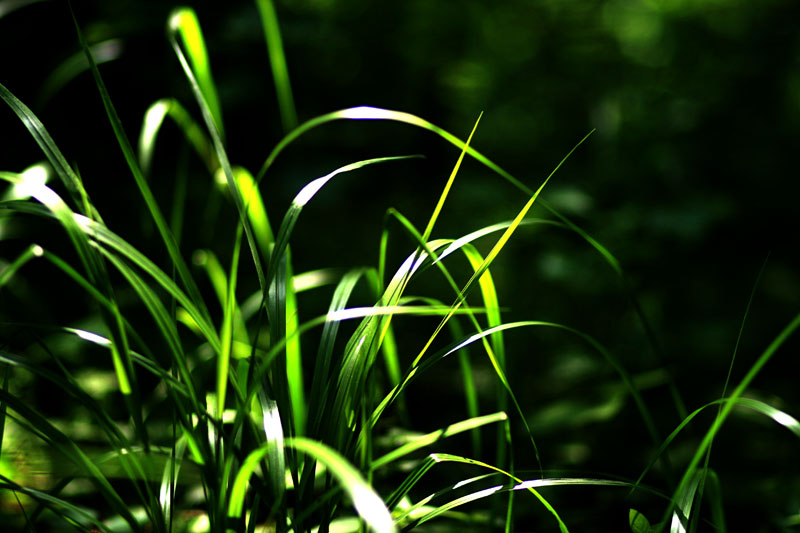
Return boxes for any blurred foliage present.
[2,0,800,530]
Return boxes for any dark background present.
[2,0,800,530]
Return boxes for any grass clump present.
[1,3,799,533]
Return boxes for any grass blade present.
[287,437,395,533]
[254,0,297,132]
[138,98,217,176]
[371,412,508,470]
[168,7,224,138]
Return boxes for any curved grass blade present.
[168,17,268,301]
[231,165,274,255]
[254,0,297,132]
[287,437,395,533]
[216,225,244,417]
[0,83,90,211]
[138,98,217,176]
[399,453,567,533]
[371,412,508,471]
[269,156,418,286]
[168,7,224,139]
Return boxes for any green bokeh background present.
[2,0,800,530]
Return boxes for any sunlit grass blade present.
[259,395,286,521]
[168,7,224,138]
[138,98,217,176]
[269,156,418,283]
[670,469,702,533]
[254,0,297,132]
[421,113,481,243]
[371,412,507,470]
[283,249,304,435]
[167,16,267,298]
[287,437,395,533]
[159,429,187,531]
[217,225,244,417]
[0,83,90,211]
[231,165,274,255]
[399,453,568,533]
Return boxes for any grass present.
[1,2,799,532]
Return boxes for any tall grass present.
[1,3,799,532]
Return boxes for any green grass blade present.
[97,249,203,415]
[407,453,568,533]
[233,165,274,255]
[194,249,249,355]
[269,156,418,284]
[259,395,286,518]
[0,83,90,211]
[168,20,268,300]
[287,437,395,533]
[283,249,305,436]
[371,412,507,470]
[138,98,217,176]
[670,469,702,533]
[421,113,481,242]
[168,7,224,139]
[254,0,297,132]
[218,225,244,417]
